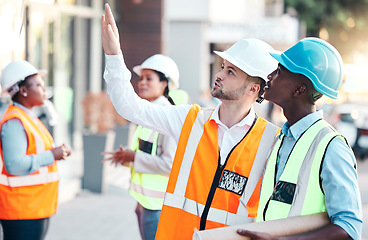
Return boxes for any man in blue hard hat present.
[237,38,362,239]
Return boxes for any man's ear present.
[293,84,307,96]
[249,83,261,96]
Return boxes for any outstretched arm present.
[101,3,190,141]
[237,224,351,240]
[101,3,121,55]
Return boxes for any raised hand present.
[101,3,122,55]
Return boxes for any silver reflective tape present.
[164,192,253,226]
[0,169,59,187]
[174,110,207,196]
[24,118,46,154]
[130,181,166,199]
[288,126,333,217]
[239,122,279,213]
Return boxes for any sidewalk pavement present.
[45,189,141,240]
[6,147,368,240]
[45,146,142,240]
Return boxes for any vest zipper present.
[199,116,258,230]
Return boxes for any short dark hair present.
[247,75,265,98]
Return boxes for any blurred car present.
[324,103,368,160]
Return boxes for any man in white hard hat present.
[237,38,362,239]
[101,4,280,239]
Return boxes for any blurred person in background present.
[237,38,362,239]
[102,54,181,240]
[101,4,280,239]
[0,60,71,240]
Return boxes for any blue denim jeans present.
[135,203,161,240]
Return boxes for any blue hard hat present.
[270,37,343,99]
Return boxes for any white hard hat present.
[214,38,278,82]
[133,54,180,90]
[1,60,46,96]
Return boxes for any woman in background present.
[0,60,71,240]
[103,54,182,240]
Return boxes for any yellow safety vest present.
[0,104,58,220]
[257,119,352,222]
[129,125,169,210]
[155,104,279,240]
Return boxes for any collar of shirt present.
[151,95,171,106]
[13,102,37,118]
[280,110,324,140]
[209,102,256,130]
[209,103,255,158]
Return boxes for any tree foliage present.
[285,0,368,62]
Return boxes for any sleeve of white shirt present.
[133,133,176,175]
[321,137,362,240]
[1,119,55,176]
[103,54,191,142]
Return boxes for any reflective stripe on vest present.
[0,167,59,187]
[257,119,344,222]
[129,125,169,210]
[155,104,279,240]
[0,105,58,220]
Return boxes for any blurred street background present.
[1,0,368,239]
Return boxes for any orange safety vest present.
[155,104,279,240]
[0,104,59,220]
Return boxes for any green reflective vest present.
[257,119,350,222]
[129,125,169,210]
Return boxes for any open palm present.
[101,3,121,55]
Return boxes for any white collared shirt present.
[104,54,255,165]
[210,104,255,164]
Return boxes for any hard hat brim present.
[214,50,252,78]
[37,69,48,76]
[269,51,284,68]
[132,64,180,90]
[214,50,273,82]
[132,65,142,77]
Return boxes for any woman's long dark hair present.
[154,70,175,105]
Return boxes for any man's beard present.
[210,81,248,101]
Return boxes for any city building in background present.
[0,0,300,149]
[0,0,116,148]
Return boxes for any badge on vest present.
[138,138,153,154]
[218,170,247,195]
[271,180,296,204]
